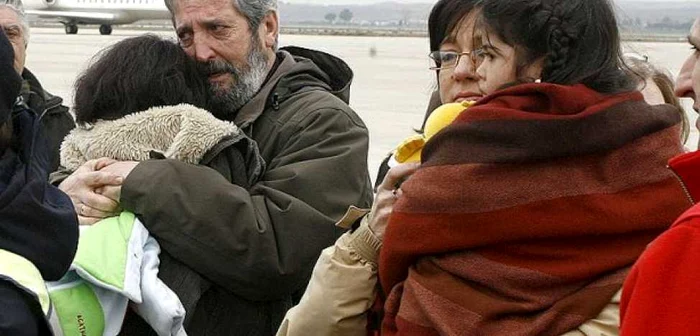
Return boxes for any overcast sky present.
[283,0,699,4]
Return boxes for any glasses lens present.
[429,51,461,70]
[429,51,442,69]
[440,52,459,68]
[471,49,486,68]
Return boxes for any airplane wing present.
[25,10,116,21]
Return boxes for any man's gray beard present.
[207,41,269,119]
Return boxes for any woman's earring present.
[534,78,542,83]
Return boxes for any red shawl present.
[378,83,691,336]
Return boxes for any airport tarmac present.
[25,27,698,182]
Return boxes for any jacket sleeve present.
[276,216,381,336]
[620,221,700,336]
[120,106,373,301]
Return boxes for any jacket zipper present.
[668,164,696,205]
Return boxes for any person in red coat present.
[620,17,700,335]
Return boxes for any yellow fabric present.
[394,101,474,163]
[394,135,425,163]
[0,249,50,314]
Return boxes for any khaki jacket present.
[277,216,622,336]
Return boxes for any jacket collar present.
[61,104,239,171]
[21,68,63,115]
[232,47,354,129]
[669,150,700,204]
[234,51,295,129]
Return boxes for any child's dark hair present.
[478,0,637,94]
[73,34,208,125]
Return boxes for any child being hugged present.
[50,34,264,336]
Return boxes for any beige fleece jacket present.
[60,104,239,171]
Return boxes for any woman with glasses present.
[374,0,482,188]
[279,0,690,334]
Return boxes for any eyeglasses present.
[429,49,487,71]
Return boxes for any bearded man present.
[55,0,372,334]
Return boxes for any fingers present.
[98,185,121,203]
[76,191,119,213]
[93,158,118,171]
[77,202,119,219]
[75,158,117,174]
[379,162,420,192]
[98,161,139,179]
[374,163,420,208]
[82,171,123,188]
[79,216,104,226]
[368,163,421,240]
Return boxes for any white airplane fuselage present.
[23,0,170,29]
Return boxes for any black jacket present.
[0,30,77,336]
[0,102,79,336]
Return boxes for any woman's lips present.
[453,93,482,103]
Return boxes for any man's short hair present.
[0,0,29,46]
[165,0,277,32]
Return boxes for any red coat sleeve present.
[621,217,700,335]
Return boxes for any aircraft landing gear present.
[64,23,78,35]
[99,24,112,35]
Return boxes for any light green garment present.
[48,212,186,336]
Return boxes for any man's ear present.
[259,11,279,50]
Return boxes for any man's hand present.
[97,161,139,204]
[59,158,123,225]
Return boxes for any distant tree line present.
[620,16,695,33]
[324,9,353,24]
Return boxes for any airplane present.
[23,0,171,35]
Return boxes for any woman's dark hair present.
[478,0,637,94]
[73,34,208,125]
[428,0,479,53]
